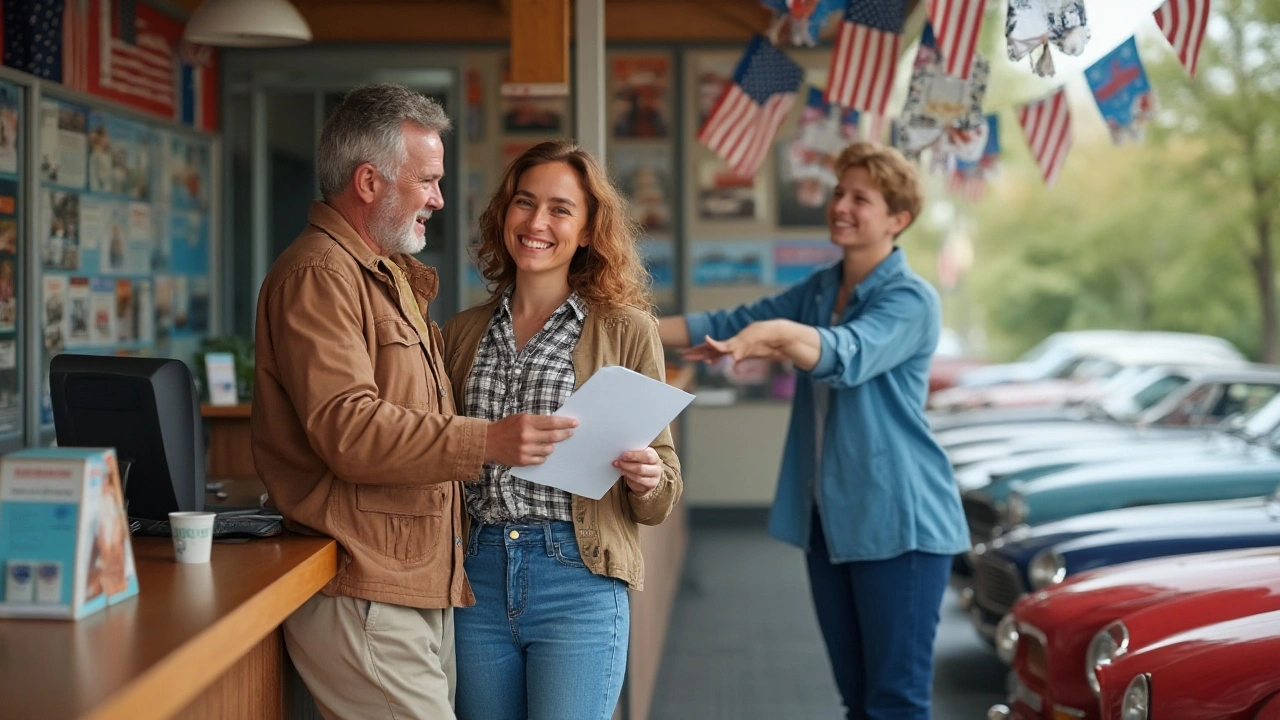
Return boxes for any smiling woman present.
[442,139,682,720]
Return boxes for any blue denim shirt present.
[686,249,969,562]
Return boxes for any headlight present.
[1028,549,1067,590]
[995,613,1020,665]
[1005,492,1029,525]
[1086,621,1130,697]
[1121,673,1150,720]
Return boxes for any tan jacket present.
[442,298,682,590]
[252,202,487,609]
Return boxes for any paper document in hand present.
[511,365,693,500]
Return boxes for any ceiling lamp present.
[184,0,313,48]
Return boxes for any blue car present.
[961,395,1280,542]
[963,490,1280,645]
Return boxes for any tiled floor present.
[648,515,1006,719]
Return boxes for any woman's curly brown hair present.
[473,140,652,310]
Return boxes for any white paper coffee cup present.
[169,512,216,564]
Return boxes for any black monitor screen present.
[49,354,205,520]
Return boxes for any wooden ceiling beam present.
[161,0,923,44]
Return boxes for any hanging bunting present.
[761,0,844,47]
[1016,88,1071,186]
[892,24,989,162]
[1006,0,1091,78]
[928,0,987,80]
[783,87,860,207]
[1155,0,1211,77]
[697,35,805,178]
[1085,37,1157,145]
[948,114,1000,202]
[825,0,909,115]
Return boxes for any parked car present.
[987,547,1280,720]
[964,489,1280,643]
[931,342,1247,413]
[1094,608,1280,720]
[939,365,1280,467]
[928,328,987,394]
[955,330,1244,390]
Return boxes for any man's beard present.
[370,195,429,256]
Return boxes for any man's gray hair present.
[317,84,451,200]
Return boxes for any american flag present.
[99,0,175,113]
[826,0,909,115]
[928,0,986,79]
[1,0,89,88]
[1017,88,1071,187]
[1154,0,1210,78]
[698,35,804,177]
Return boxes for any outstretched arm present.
[684,319,822,371]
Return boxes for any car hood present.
[929,407,1078,433]
[956,436,1226,492]
[1014,449,1280,498]
[1098,609,1280,720]
[939,420,1126,448]
[1016,547,1280,633]
[986,497,1274,564]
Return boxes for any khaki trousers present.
[283,592,456,720]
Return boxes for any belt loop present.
[543,522,556,557]
[466,520,484,556]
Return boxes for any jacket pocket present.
[355,484,445,563]
[372,318,433,411]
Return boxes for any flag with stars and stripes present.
[1,0,89,89]
[826,0,909,115]
[697,35,804,178]
[1017,88,1071,187]
[928,0,986,79]
[1154,0,1210,77]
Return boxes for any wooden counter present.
[0,536,337,720]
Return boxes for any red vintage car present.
[1096,608,1280,720]
[986,547,1280,720]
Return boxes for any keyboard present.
[129,511,284,539]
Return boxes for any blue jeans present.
[455,521,629,720]
[807,513,951,720]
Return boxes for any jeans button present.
[509,530,520,539]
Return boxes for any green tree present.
[1148,0,1280,361]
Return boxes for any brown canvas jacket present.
[252,201,487,608]
[443,298,682,590]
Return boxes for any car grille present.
[973,553,1024,616]
[1023,632,1048,684]
[963,494,1000,542]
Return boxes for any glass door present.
[225,72,460,336]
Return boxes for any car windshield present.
[1244,394,1280,438]
[1098,371,1191,421]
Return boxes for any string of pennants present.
[698,0,1211,202]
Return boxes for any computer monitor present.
[49,354,205,521]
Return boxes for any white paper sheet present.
[511,365,694,500]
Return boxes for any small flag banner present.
[1086,36,1156,145]
[928,0,986,79]
[825,0,909,114]
[1154,0,1210,77]
[698,35,805,178]
[1016,88,1071,187]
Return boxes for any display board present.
[0,79,20,440]
[37,94,213,429]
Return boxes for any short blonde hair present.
[833,142,924,230]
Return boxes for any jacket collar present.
[308,201,438,303]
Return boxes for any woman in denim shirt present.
[659,142,968,720]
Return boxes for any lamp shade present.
[184,0,312,47]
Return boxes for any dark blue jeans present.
[806,513,951,720]
[454,521,629,720]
